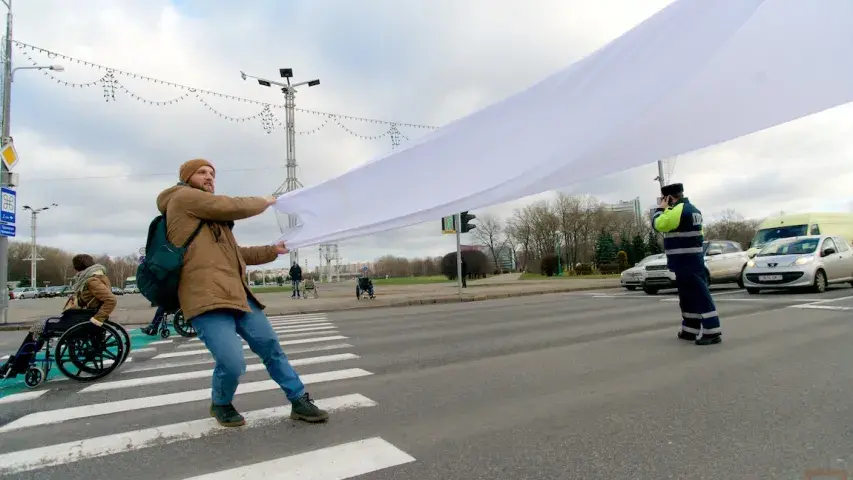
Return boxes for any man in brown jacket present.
[156,158,328,427]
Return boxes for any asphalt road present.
[0,285,851,479]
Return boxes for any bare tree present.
[473,214,503,271]
[704,209,761,249]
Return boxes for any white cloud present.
[8,0,853,271]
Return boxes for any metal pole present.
[657,160,666,188]
[28,209,34,287]
[0,0,12,323]
[455,213,462,295]
[283,88,299,267]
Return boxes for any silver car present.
[743,235,853,294]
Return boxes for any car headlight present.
[794,255,815,266]
[746,260,755,268]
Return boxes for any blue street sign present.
[0,187,15,224]
[0,223,15,237]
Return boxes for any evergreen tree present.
[594,230,619,266]
[631,234,647,264]
[647,230,664,254]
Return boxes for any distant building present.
[603,197,643,225]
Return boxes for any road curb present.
[0,284,615,331]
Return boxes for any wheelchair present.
[356,277,375,300]
[141,308,196,338]
[0,309,130,389]
[301,279,319,299]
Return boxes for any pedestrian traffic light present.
[460,211,476,233]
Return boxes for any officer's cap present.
[661,183,684,197]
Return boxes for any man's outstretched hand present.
[274,241,290,255]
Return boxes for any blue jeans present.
[291,280,301,296]
[192,298,306,405]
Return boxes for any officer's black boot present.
[695,334,721,345]
[677,331,697,341]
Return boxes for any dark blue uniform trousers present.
[673,268,721,338]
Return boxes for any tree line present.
[7,241,138,288]
[8,196,763,285]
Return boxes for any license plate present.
[759,275,783,281]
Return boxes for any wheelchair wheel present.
[160,327,170,339]
[24,365,45,389]
[105,320,131,366]
[54,322,125,382]
[172,310,196,338]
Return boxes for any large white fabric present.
[275,0,853,248]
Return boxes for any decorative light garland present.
[12,40,439,146]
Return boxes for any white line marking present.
[184,324,336,344]
[268,319,331,327]
[0,390,49,405]
[148,340,173,345]
[81,353,360,393]
[0,394,377,475]
[788,304,853,311]
[268,315,328,323]
[799,295,853,306]
[267,313,327,319]
[710,290,745,296]
[125,344,353,374]
[183,437,415,480]
[0,368,373,433]
[180,330,339,348]
[131,347,156,354]
[153,336,348,359]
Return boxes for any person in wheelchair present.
[62,254,118,325]
[356,270,375,299]
[2,253,118,379]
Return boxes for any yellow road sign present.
[0,143,19,170]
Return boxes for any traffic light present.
[460,211,476,233]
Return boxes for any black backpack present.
[136,215,205,311]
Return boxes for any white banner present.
[275,0,853,248]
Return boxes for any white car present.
[640,240,750,295]
[11,287,39,299]
[743,234,853,294]
[620,254,666,290]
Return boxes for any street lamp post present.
[0,0,63,323]
[22,203,57,288]
[240,68,319,267]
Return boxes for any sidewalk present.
[0,276,620,330]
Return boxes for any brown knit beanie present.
[179,158,215,183]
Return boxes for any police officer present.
[652,183,722,345]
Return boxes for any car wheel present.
[746,288,760,295]
[626,286,637,291]
[737,267,746,289]
[643,287,659,295]
[812,269,827,293]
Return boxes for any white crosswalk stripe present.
[0,314,416,478]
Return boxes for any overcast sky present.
[9,0,853,270]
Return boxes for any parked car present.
[11,287,38,299]
[620,253,666,290]
[111,287,125,295]
[43,286,65,298]
[641,240,750,295]
[743,235,853,294]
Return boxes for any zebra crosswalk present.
[0,313,416,479]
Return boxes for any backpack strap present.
[182,220,207,249]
